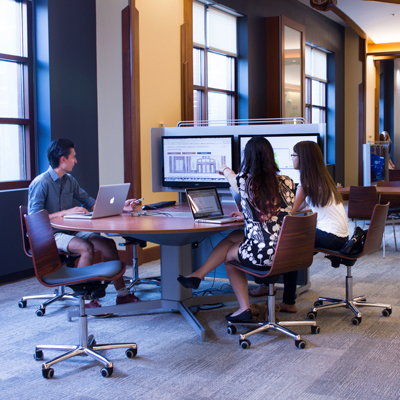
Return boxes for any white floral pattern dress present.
[237,172,295,270]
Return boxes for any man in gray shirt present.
[28,138,141,308]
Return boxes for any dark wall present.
[381,59,395,142]
[217,0,345,183]
[0,189,31,283]
[0,0,99,282]
[36,0,99,198]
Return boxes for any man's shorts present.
[54,231,102,253]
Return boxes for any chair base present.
[307,267,392,324]
[125,275,161,290]
[34,297,137,378]
[308,295,392,325]
[18,286,78,316]
[227,284,320,349]
[121,237,160,290]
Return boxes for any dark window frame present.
[193,3,238,125]
[305,45,328,125]
[0,0,35,190]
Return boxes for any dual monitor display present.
[162,134,320,188]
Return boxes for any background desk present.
[51,205,243,341]
[338,186,400,201]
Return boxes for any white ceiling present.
[297,0,400,44]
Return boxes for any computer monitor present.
[239,134,320,184]
[162,135,234,188]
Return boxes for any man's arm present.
[28,179,47,215]
[49,207,90,219]
[70,176,96,211]
[29,175,92,219]
[29,184,89,219]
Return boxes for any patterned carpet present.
[1,223,400,400]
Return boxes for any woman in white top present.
[280,140,349,313]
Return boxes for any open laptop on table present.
[185,186,238,224]
[64,183,130,219]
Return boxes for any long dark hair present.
[293,141,342,207]
[241,136,280,218]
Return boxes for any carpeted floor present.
[1,224,400,400]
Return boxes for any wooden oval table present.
[52,204,244,341]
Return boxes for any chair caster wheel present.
[101,366,113,377]
[351,316,362,325]
[240,339,251,349]
[18,300,27,308]
[126,347,137,359]
[42,367,54,379]
[295,340,306,349]
[307,311,317,320]
[227,325,237,335]
[314,300,323,307]
[311,325,320,334]
[34,350,43,360]
[88,335,96,348]
[36,308,45,317]
[382,308,392,317]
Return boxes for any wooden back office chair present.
[347,185,387,257]
[348,185,379,222]
[26,210,137,379]
[18,206,78,316]
[389,168,400,181]
[377,180,400,251]
[226,213,319,350]
[308,203,392,325]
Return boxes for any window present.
[193,1,237,125]
[305,45,327,124]
[0,0,34,189]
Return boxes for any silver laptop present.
[186,186,238,224]
[64,183,130,219]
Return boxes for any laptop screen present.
[186,188,223,218]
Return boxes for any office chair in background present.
[226,213,320,350]
[377,180,400,251]
[121,236,161,289]
[308,203,392,325]
[18,206,78,316]
[347,185,379,226]
[347,185,387,257]
[25,209,137,379]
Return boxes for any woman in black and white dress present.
[178,136,295,322]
